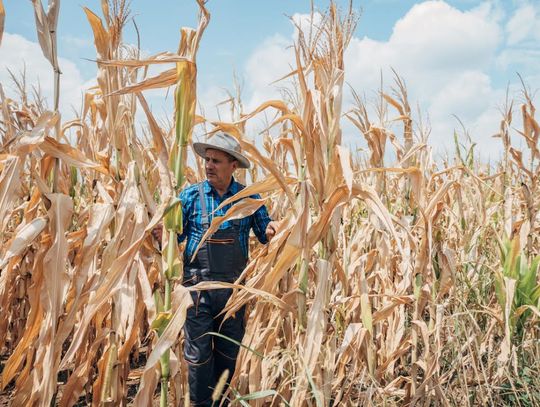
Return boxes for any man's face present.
[204,148,238,187]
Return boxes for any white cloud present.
[429,70,505,157]
[345,1,502,105]
[429,71,496,127]
[291,12,324,42]
[391,1,500,68]
[197,85,234,121]
[342,0,514,159]
[240,0,540,160]
[497,2,540,84]
[244,33,294,111]
[0,33,92,117]
[505,2,538,45]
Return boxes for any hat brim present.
[193,142,251,169]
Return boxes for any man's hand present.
[151,224,163,249]
[265,221,279,242]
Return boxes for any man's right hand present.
[265,221,279,242]
[151,225,163,248]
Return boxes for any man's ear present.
[232,160,239,170]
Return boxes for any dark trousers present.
[184,288,246,406]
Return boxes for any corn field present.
[1,1,539,406]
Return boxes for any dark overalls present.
[183,183,247,406]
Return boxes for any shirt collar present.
[203,177,239,197]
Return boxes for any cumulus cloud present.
[505,2,538,45]
[0,32,93,117]
[244,33,294,110]
[241,0,540,159]
[344,1,502,108]
[430,71,494,123]
[497,1,540,85]
[290,12,324,42]
[429,70,505,156]
[391,1,500,69]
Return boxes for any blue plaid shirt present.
[178,178,272,259]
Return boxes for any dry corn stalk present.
[0,1,539,407]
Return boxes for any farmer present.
[177,132,277,406]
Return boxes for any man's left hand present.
[266,221,279,242]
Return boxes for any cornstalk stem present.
[177,142,187,187]
[160,375,169,407]
[164,273,172,311]
[160,229,175,406]
[166,231,176,281]
[297,255,308,328]
[160,244,173,406]
[51,51,61,192]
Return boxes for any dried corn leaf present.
[84,7,109,59]
[30,0,59,68]
[15,111,58,154]
[58,331,109,407]
[0,217,47,269]
[133,366,160,407]
[98,53,189,67]
[190,281,291,311]
[40,136,109,174]
[109,67,178,96]
[0,155,22,234]
[215,175,296,212]
[144,285,192,369]
[303,258,331,371]
[191,198,266,261]
[337,145,353,193]
[60,199,167,368]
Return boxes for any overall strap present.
[197,182,209,230]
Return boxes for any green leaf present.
[531,284,540,306]
[518,256,540,306]
[166,260,182,280]
[151,311,172,335]
[234,390,278,401]
[499,238,511,264]
[165,232,181,280]
[164,198,183,233]
[506,238,521,279]
[153,290,164,313]
[304,359,324,407]
[413,274,422,299]
[233,390,291,407]
[206,332,264,359]
[494,270,505,311]
[229,389,251,407]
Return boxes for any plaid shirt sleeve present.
[251,193,272,244]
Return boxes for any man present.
[178,132,277,406]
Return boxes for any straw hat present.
[193,132,250,169]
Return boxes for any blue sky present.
[1,1,539,158]
[3,1,432,88]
